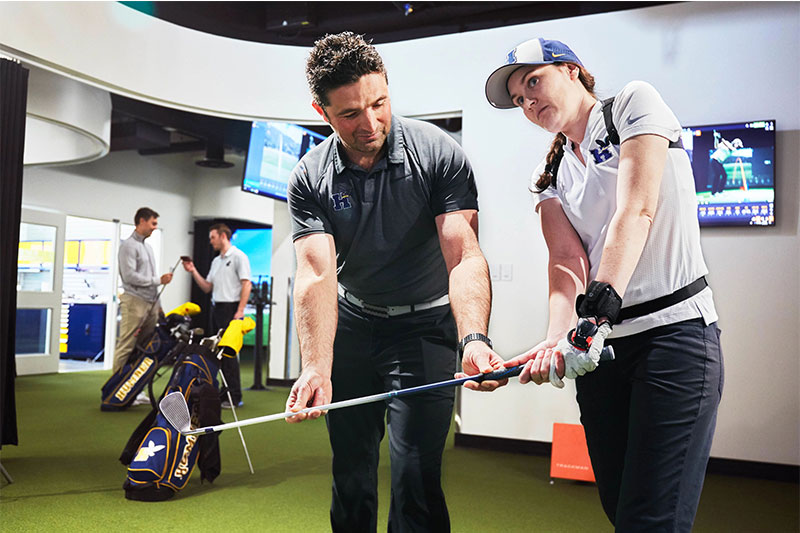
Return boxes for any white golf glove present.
[548,322,612,388]
[586,322,612,370]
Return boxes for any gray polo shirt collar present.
[331,115,405,175]
[131,230,147,243]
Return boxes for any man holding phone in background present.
[183,223,252,408]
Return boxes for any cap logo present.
[506,48,518,65]
[552,53,567,58]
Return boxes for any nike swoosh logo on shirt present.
[627,114,647,125]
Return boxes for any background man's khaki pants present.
[112,292,159,373]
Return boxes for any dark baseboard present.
[243,377,294,389]
[455,433,552,456]
[706,457,799,483]
[454,433,799,483]
[265,377,294,388]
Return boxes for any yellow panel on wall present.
[64,240,80,265]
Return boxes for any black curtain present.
[0,59,29,448]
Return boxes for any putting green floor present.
[1,364,797,532]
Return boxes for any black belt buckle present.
[361,302,390,318]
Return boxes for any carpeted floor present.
[1,363,797,532]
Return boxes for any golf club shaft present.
[176,344,614,435]
[134,257,182,337]
[184,364,523,435]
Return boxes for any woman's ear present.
[566,63,580,80]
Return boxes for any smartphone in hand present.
[180,255,192,262]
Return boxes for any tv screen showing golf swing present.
[680,119,776,227]
[241,120,328,202]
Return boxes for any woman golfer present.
[486,38,724,531]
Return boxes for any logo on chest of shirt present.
[590,135,615,164]
[331,192,353,211]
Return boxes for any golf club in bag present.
[160,322,614,436]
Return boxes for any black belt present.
[618,277,708,321]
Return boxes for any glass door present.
[60,216,117,372]
[16,207,66,375]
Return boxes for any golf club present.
[133,257,183,338]
[160,344,613,436]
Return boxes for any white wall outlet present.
[500,263,513,281]
[490,263,500,281]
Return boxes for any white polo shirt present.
[532,81,718,338]
[206,245,251,304]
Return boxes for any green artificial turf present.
[1,363,797,532]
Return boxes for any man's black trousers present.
[212,301,243,405]
[577,318,724,532]
[328,297,458,533]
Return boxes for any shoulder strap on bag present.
[602,97,621,145]
[602,96,683,149]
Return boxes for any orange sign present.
[550,423,596,482]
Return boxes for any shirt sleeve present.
[206,258,217,284]
[237,253,251,281]
[288,159,333,241]
[430,133,479,216]
[530,159,559,212]
[612,81,682,144]
[118,240,159,288]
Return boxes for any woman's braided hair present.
[532,64,597,192]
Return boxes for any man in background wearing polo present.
[183,223,251,408]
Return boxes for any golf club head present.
[159,391,192,434]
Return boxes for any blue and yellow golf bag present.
[120,339,222,501]
[100,303,199,411]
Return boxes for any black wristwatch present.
[457,333,492,356]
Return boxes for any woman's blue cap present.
[485,38,583,109]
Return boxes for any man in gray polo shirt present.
[285,32,506,532]
[114,207,173,374]
[183,223,251,407]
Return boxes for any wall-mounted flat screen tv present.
[681,120,775,226]
[242,121,328,201]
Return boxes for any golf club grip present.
[471,345,613,383]
[472,365,524,382]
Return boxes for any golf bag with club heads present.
[100,303,199,411]
[120,327,224,501]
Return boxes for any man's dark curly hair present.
[306,32,387,107]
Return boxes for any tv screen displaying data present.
[681,120,776,226]
[242,121,328,201]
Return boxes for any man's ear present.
[312,101,329,123]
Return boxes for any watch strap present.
[458,332,492,356]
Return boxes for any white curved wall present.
[4,1,798,466]
[25,64,111,166]
[0,2,314,122]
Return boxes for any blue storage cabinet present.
[62,303,106,360]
